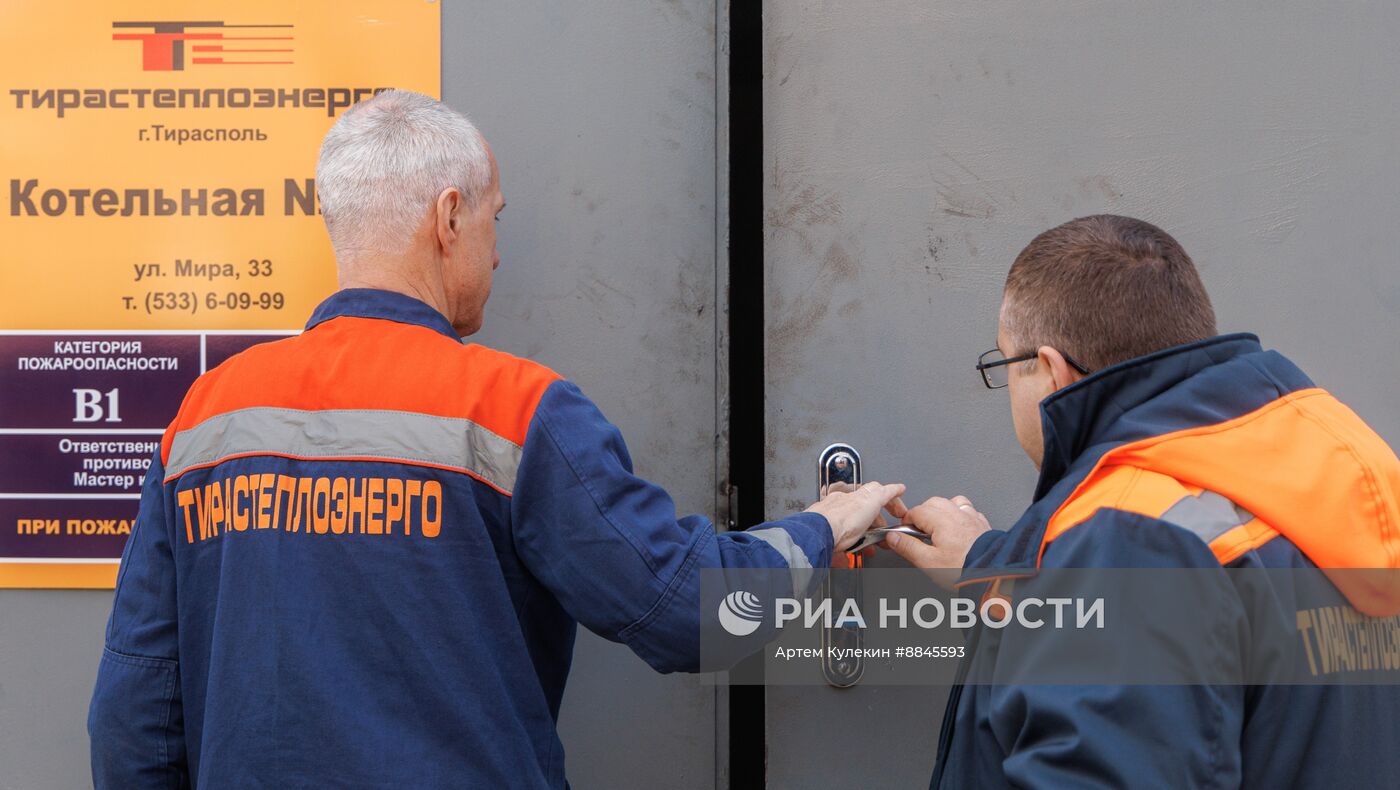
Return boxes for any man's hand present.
[883,495,991,589]
[806,481,907,553]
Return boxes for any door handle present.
[818,442,864,688]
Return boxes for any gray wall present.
[762,1,1400,787]
[0,2,725,788]
[0,592,109,790]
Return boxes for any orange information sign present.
[0,0,440,587]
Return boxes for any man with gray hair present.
[87,89,903,788]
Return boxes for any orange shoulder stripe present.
[1043,465,1193,547]
[1040,389,1325,567]
[1044,463,1281,566]
[161,317,561,464]
[1039,388,1400,587]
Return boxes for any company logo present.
[112,21,294,71]
[717,590,764,636]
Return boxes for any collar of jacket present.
[304,288,463,342]
[958,331,1318,585]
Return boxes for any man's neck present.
[339,264,450,321]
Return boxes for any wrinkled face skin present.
[997,298,1083,470]
[438,145,505,336]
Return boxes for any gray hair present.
[316,89,491,263]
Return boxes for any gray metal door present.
[448,2,725,788]
[761,2,1400,787]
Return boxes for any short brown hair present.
[1002,215,1217,371]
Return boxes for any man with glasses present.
[883,214,1400,787]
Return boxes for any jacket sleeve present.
[510,379,833,673]
[985,509,1247,788]
[88,450,188,790]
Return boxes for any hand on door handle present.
[805,480,908,553]
[819,480,909,564]
[881,495,993,590]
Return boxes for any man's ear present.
[434,187,463,251]
[1037,345,1085,392]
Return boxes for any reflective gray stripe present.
[1159,490,1255,544]
[165,407,523,494]
[748,526,814,595]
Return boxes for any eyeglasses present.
[976,348,1092,389]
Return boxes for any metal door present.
[761,2,1400,787]
[449,2,726,788]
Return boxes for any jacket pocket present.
[89,646,185,790]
